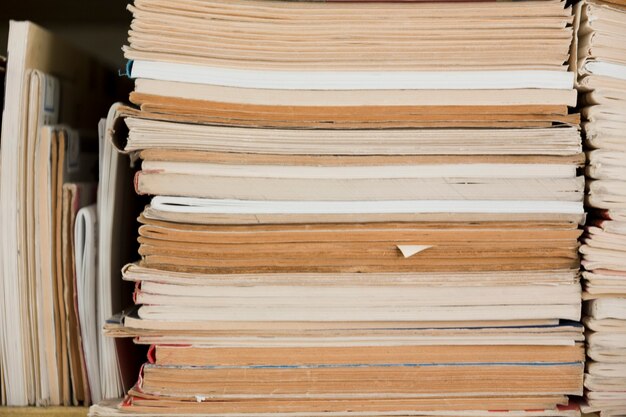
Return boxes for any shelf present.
[0,407,88,416]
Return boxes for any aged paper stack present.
[92,0,585,415]
[0,22,124,406]
[577,0,626,415]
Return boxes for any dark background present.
[0,0,130,69]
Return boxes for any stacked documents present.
[577,0,626,415]
[0,22,130,406]
[92,0,584,416]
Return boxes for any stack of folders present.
[91,0,585,416]
[577,0,626,415]
[0,22,131,406]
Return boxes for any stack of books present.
[577,0,626,415]
[0,22,126,406]
[93,0,585,415]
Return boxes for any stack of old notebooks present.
[0,22,129,406]
[577,0,626,415]
[92,0,585,415]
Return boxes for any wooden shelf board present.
[0,406,88,416]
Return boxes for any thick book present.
[124,0,574,72]
[124,117,583,156]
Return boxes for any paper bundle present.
[577,1,626,415]
[91,0,585,415]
